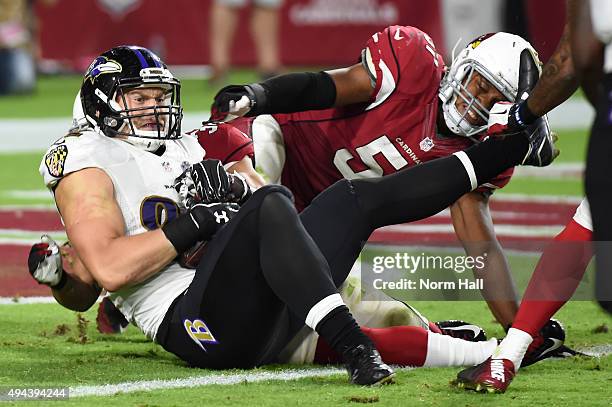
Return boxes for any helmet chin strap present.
[116,122,166,152]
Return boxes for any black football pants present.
[156,136,526,368]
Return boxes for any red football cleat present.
[453,357,516,393]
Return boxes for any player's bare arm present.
[450,192,518,327]
[325,63,375,106]
[227,156,266,189]
[527,23,579,116]
[568,0,604,107]
[490,0,597,135]
[55,168,178,292]
[52,242,101,311]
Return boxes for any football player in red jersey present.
[210,27,554,332]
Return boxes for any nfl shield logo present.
[420,137,434,152]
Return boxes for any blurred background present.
[1,0,566,91]
[0,0,580,144]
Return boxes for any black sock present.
[463,134,529,185]
[315,305,373,354]
[585,116,612,312]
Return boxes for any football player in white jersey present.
[37,45,398,385]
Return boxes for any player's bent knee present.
[252,184,294,201]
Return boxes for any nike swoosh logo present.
[539,338,563,357]
[394,28,404,40]
[442,324,482,337]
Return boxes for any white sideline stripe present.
[0,204,56,211]
[0,296,57,304]
[3,190,52,199]
[513,163,584,179]
[379,223,564,237]
[0,296,102,305]
[0,229,65,236]
[69,368,346,398]
[492,194,583,204]
[0,233,67,246]
[0,112,209,152]
[0,237,64,245]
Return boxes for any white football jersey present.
[40,130,204,340]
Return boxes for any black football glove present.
[174,159,231,207]
[228,171,252,205]
[28,235,65,288]
[162,202,240,254]
[210,84,266,121]
[174,160,251,209]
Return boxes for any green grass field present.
[0,301,609,406]
[0,74,610,406]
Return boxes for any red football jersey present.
[187,122,254,165]
[269,26,513,211]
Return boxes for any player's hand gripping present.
[28,235,65,288]
[174,159,251,209]
[210,85,255,121]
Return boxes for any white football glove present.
[27,235,64,287]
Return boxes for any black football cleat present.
[453,357,516,393]
[435,320,487,342]
[96,297,129,334]
[521,319,586,367]
[342,344,395,386]
[520,116,557,167]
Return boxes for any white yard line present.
[66,343,612,398]
[69,368,347,398]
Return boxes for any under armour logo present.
[214,210,229,224]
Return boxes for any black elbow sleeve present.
[246,71,337,116]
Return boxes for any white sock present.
[493,328,533,371]
[304,293,345,330]
[423,332,498,367]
